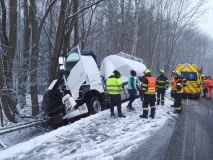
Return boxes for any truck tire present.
[42,89,65,118]
[87,97,102,114]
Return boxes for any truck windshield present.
[67,52,80,62]
[66,49,80,72]
[181,72,197,81]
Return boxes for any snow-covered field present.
[0,98,175,160]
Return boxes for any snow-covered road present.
[0,98,175,160]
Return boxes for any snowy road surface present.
[125,98,213,160]
[0,98,174,160]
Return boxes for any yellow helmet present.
[160,69,165,74]
[175,70,181,76]
[144,69,151,75]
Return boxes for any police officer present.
[126,70,137,111]
[156,69,169,106]
[140,69,156,119]
[106,70,125,117]
[172,71,184,113]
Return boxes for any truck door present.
[66,47,88,99]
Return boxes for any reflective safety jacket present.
[106,75,123,95]
[205,79,213,87]
[172,77,184,94]
[127,76,137,90]
[156,74,169,90]
[141,75,156,94]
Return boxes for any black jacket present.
[156,74,169,90]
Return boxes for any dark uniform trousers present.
[157,88,165,105]
[174,93,182,113]
[109,94,122,115]
[127,89,136,107]
[143,94,156,116]
[203,88,207,97]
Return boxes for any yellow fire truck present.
[175,63,202,99]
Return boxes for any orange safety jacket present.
[146,77,156,94]
[172,78,183,93]
[205,79,213,87]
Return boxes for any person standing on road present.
[126,70,137,111]
[106,70,126,118]
[202,75,207,98]
[172,71,184,113]
[139,69,156,119]
[206,76,213,99]
[156,69,169,106]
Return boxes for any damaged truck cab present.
[42,47,146,125]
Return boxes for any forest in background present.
[0,0,212,121]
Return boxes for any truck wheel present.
[88,97,102,114]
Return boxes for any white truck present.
[42,46,146,125]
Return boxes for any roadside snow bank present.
[0,98,175,160]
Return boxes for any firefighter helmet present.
[144,69,151,75]
[175,70,181,76]
[160,69,165,74]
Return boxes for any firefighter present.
[206,76,212,99]
[126,70,137,111]
[106,70,125,117]
[171,70,176,99]
[202,75,207,98]
[156,69,169,106]
[139,69,156,119]
[172,71,184,113]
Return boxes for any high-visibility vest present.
[172,78,183,93]
[127,76,136,90]
[145,77,156,94]
[106,77,122,95]
[205,79,213,87]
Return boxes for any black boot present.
[127,105,135,111]
[111,113,116,117]
[139,114,148,118]
[150,108,155,119]
[140,110,148,118]
[118,113,126,118]
[110,106,115,117]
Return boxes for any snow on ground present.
[0,98,175,160]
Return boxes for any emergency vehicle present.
[175,63,202,99]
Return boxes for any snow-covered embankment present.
[0,98,175,160]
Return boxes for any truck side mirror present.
[59,57,65,65]
[59,57,66,72]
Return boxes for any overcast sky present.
[198,0,213,38]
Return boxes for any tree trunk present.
[73,0,79,46]
[30,0,39,116]
[18,0,31,108]
[0,0,18,123]
[0,0,8,46]
[120,0,124,51]
[49,0,68,83]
